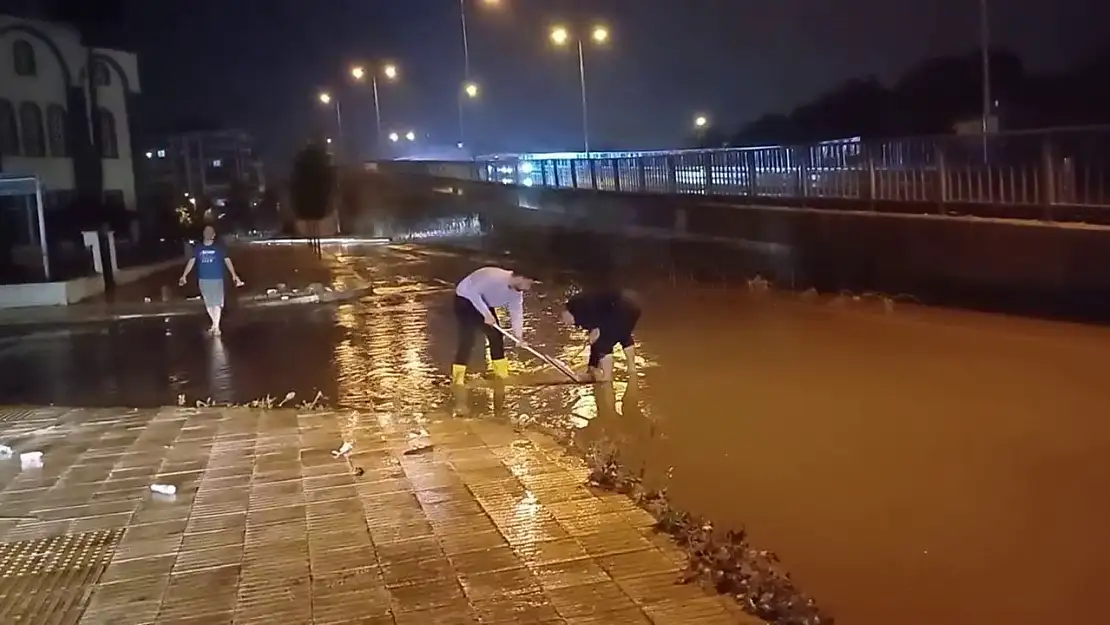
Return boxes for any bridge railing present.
[373,126,1110,211]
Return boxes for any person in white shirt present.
[452,266,535,385]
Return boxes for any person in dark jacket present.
[560,288,641,382]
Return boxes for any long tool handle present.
[492,325,579,382]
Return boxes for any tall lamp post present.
[317,91,342,158]
[458,0,499,150]
[350,63,399,157]
[550,23,609,158]
[979,0,991,159]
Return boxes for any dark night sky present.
[53,0,1108,171]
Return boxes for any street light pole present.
[576,38,590,157]
[458,0,474,151]
[334,98,344,160]
[371,75,383,156]
[979,0,991,158]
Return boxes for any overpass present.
[354,126,1110,320]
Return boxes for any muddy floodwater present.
[1,242,1109,625]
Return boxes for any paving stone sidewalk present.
[0,406,757,624]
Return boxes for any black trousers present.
[453,295,504,365]
[589,306,641,368]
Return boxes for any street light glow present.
[464,82,479,98]
[695,115,708,128]
[318,92,332,104]
[405,131,416,142]
[326,137,333,144]
[350,66,365,81]
[389,132,399,142]
[383,64,398,80]
[550,26,569,46]
[591,26,609,44]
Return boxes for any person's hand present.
[233,276,245,287]
[482,312,497,326]
[588,328,600,344]
[178,276,186,287]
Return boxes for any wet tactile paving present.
[0,528,122,624]
[0,406,756,624]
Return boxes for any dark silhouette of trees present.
[289,142,335,253]
[730,47,1109,147]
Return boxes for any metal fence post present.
[666,155,678,193]
[743,151,756,196]
[797,146,810,200]
[636,157,647,192]
[589,158,598,190]
[1041,138,1056,221]
[866,150,877,207]
[570,160,579,188]
[935,144,948,211]
[702,153,713,195]
[612,159,621,192]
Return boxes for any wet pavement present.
[2,241,1109,625]
[0,405,751,624]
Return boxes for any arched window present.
[92,60,111,87]
[98,108,118,158]
[0,99,18,156]
[12,40,36,77]
[46,104,67,157]
[18,102,45,157]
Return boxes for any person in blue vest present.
[179,224,244,336]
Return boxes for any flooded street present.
[2,242,1109,625]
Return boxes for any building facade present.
[0,13,141,219]
[143,129,265,208]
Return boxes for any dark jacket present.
[565,289,640,330]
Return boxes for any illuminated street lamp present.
[457,0,503,149]
[550,23,610,157]
[317,91,343,156]
[388,132,399,143]
[350,62,400,152]
[405,131,416,142]
[694,114,709,129]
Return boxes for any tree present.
[289,142,335,254]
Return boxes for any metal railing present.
[376,126,1110,212]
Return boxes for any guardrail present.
[374,126,1110,212]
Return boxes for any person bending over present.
[179,224,244,336]
[561,287,641,382]
[452,266,535,386]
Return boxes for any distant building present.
[0,13,141,216]
[141,129,265,207]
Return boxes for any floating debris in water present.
[332,442,353,458]
[353,466,365,477]
[584,444,831,625]
[174,391,331,412]
[403,444,434,456]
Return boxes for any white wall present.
[0,14,141,210]
[89,46,140,211]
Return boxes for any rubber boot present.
[451,364,467,386]
[490,358,509,379]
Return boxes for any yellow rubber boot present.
[451,364,467,386]
[490,358,509,379]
